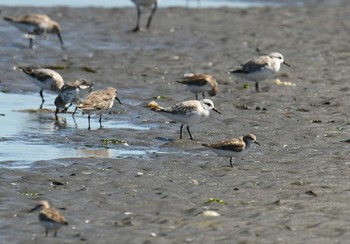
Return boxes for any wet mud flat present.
[2,2,350,243]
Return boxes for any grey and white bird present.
[229,52,290,92]
[54,79,94,120]
[146,99,221,140]
[4,14,64,49]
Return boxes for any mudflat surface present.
[1,3,350,243]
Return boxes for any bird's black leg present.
[39,89,45,109]
[132,6,141,32]
[146,2,157,29]
[45,229,48,237]
[99,115,103,128]
[72,107,78,118]
[186,125,193,140]
[180,124,184,139]
[54,231,57,237]
[255,82,260,93]
[202,92,205,99]
[195,93,198,100]
[55,108,59,120]
[230,157,233,168]
[88,114,91,130]
[28,33,33,49]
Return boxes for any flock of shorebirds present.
[3,0,291,238]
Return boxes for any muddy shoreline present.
[1,3,350,243]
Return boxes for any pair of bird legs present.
[131,2,157,32]
[45,229,58,238]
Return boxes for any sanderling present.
[29,200,68,237]
[54,79,94,120]
[130,0,158,32]
[202,134,260,167]
[176,74,219,100]
[4,14,63,49]
[229,52,290,93]
[19,67,64,109]
[145,99,221,140]
[77,87,122,130]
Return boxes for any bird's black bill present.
[255,141,261,146]
[283,62,291,67]
[115,96,122,104]
[28,205,41,213]
[57,31,64,48]
[213,108,221,114]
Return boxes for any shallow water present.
[0,92,158,168]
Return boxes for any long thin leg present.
[186,125,193,140]
[29,33,33,49]
[72,106,78,118]
[54,231,57,237]
[255,82,260,93]
[39,89,45,109]
[180,124,184,139]
[99,115,103,128]
[55,108,59,120]
[132,6,141,32]
[230,157,233,168]
[146,2,157,29]
[202,92,205,99]
[195,93,198,100]
[45,228,48,237]
[88,114,91,130]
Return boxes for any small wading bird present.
[19,67,64,109]
[54,79,94,120]
[4,14,64,49]
[145,99,221,140]
[229,52,290,93]
[29,200,68,237]
[202,134,260,167]
[130,0,158,32]
[176,74,219,100]
[77,87,122,130]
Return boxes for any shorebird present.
[77,87,122,130]
[19,67,64,109]
[176,74,219,100]
[145,99,221,140]
[54,79,94,120]
[229,52,290,93]
[29,200,68,237]
[202,134,260,167]
[4,14,64,49]
[130,0,158,32]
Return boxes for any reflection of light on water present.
[76,147,149,158]
[76,148,112,158]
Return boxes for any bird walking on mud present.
[54,79,94,120]
[19,67,64,109]
[202,134,260,167]
[176,74,219,100]
[4,14,64,49]
[229,52,290,93]
[29,200,68,237]
[145,99,221,140]
[130,0,158,32]
[77,87,122,130]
